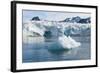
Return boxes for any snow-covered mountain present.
[61,16,91,24]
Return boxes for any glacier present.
[23,20,91,37]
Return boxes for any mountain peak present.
[31,16,40,21]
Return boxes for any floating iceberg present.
[59,35,81,49]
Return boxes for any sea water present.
[22,36,90,63]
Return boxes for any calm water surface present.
[22,36,91,63]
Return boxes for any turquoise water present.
[22,36,90,63]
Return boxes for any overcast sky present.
[23,10,91,23]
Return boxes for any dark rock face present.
[78,17,91,24]
[31,16,40,21]
[78,19,87,23]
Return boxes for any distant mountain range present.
[61,16,91,24]
[31,16,91,24]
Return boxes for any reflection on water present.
[22,36,91,63]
